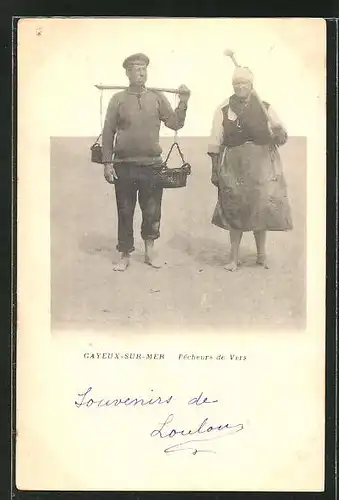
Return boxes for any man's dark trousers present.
[114,164,163,254]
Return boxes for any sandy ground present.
[50,136,306,333]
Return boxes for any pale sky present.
[18,18,326,137]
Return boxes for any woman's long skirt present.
[212,142,293,231]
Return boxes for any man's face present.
[233,79,252,99]
[126,63,148,86]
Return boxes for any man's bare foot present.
[113,255,130,272]
[144,240,163,269]
[224,260,238,272]
[144,254,163,269]
[256,254,269,269]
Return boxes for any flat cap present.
[122,53,150,69]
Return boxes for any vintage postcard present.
[16,17,326,491]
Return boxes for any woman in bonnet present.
[207,66,293,271]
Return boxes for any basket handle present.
[91,89,104,149]
[92,132,102,146]
[163,141,186,166]
[93,89,104,145]
[162,92,188,168]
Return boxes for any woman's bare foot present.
[113,255,130,272]
[224,260,238,272]
[226,230,242,272]
[256,254,269,269]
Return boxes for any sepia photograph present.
[48,18,310,334]
[16,18,326,492]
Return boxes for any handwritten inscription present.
[150,413,243,455]
[75,386,173,408]
[75,387,244,455]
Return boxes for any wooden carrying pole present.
[95,84,182,94]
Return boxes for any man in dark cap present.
[102,53,190,271]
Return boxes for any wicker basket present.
[154,162,191,188]
[154,142,192,189]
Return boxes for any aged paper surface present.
[16,18,326,491]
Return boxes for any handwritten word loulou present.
[150,413,244,455]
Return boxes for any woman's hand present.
[104,163,118,184]
[210,154,220,187]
